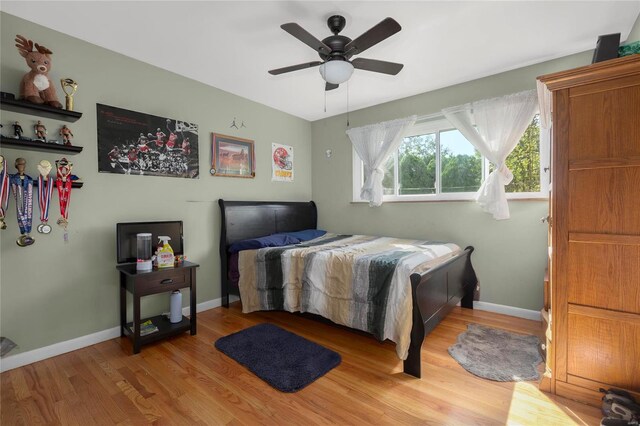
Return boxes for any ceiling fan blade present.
[351,58,404,75]
[325,82,339,91]
[281,23,331,55]
[268,61,323,75]
[345,18,401,56]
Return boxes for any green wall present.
[0,13,312,355]
[310,12,640,311]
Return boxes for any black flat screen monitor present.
[592,33,620,63]
[116,220,184,264]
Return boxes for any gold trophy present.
[60,78,78,111]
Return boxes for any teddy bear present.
[14,35,62,108]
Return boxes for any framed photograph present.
[211,133,255,178]
[96,104,199,179]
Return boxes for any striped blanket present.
[237,234,460,360]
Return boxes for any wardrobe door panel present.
[567,238,640,314]
[568,81,640,161]
[567,308,640,391]
[569,167,640,235]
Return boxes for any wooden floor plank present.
[7,368,31,401]
[42,357,75,399]
[20,364,58,423]
[1,304,602,425]
[53,399,82,426]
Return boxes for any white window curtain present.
[536,80,552,130]
[442,90,538,220]
[347,115,417,207]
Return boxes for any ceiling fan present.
[268,15,404,91]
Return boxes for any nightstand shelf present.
[124,314,192,346]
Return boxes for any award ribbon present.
[0,159,9,229]
[38,175,54,233]
[10,175,34,235]
[56,178,72,227]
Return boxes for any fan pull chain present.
[346,81,350,127]
[324,87,327,113]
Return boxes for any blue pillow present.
[273,229,326,242]
[228,234,300,254]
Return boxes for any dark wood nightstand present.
[117,261,199,354]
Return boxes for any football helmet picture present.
[273,146,292,170]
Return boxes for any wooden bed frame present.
[218,199,478,378]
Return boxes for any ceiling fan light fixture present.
[319,60,354,84]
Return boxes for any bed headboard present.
[218,199,317,247]
[218,199,317,307]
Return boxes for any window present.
[353,115,548,202]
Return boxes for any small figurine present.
[34,120,47,141]
[14,157,27,178]
[59,125,73,146]
[13,121,23,139]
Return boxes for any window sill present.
[351,193,548,204]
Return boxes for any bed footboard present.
[404,246,478,378]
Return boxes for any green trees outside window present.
[380,116,541,197]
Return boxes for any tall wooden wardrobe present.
[537,55,640,405]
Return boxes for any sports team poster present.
[96,104,199,178]
[271,143,294,182]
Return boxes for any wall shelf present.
[1,98,82,122]
[0,137,83,154]
[32,180,84,189]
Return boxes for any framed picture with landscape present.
[211,133,255,178]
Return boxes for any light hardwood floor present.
[1,304,602,425]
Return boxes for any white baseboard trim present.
[1,297,224,373]
[0,326,121,373]
[473,301,541,321]
[181,295,239,316]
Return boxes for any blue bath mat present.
[214,323,341,392]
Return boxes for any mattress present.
[235,233,461,359]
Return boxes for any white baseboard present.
[0,326,122,374]
[181,295,238,316]
[0,297,225,373]
[473,301,541,321]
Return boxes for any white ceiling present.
[2,1,639,121]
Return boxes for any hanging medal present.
[55,158,73,238]
[37,160,54,234]
[10,158,35,247]
[0,155,9,230]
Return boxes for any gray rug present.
[448,324,542,382]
